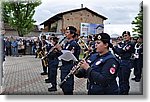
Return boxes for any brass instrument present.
[39,40,49,67]
[41,37,66,60]
[42,54,48,67]
[42,58,48,67]
[36,49,42,58]
[40,46,48,67]
[77,36,92,58]
[36,48,44,58]
[35,47,48,67]
[77,36,89,50]
[36,40,52,58]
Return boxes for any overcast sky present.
[33,0,143,35]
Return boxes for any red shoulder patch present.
[110,67,116,74]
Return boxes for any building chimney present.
[81,4,83,8]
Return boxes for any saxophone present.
[36,47,48,67]
[37,49,44,58]
[41,46,48,67]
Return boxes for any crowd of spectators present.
[4,36,40,57]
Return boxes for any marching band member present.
[113,31,135,95]
[46,37,62,92]
[58,26,80,95]
[75,33,119,95]
[112,36,124,59]
[40,35,51,75]
[131,35,143,82]
[83,35,95,58]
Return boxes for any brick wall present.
[63,10,103,34]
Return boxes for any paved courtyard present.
[1,55,142,95]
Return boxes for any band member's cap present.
[66,26,77,33]
[94,33,113,48]
[122,31,130,36]
[52,36,59,41]
[94,33,110,43]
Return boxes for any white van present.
[39,32,64,40]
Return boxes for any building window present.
[70,13,72,15]
[67,19,69,20]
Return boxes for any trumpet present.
[59,49,95,88]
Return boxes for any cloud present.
[104,24,134,35]
[33,0,142,25]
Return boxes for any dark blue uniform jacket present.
[75,51,119,95]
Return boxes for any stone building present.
[2,23,41,37]
[40,7,107,35]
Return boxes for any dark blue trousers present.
[60,61,74,95]
[118,60,132,95]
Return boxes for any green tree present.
[2,0,41,37]
[132,2,143,35]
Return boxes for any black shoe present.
[48,87,57,92]
[45,79,49,81]
[41,72,48,75]
[45,80,51,83]
[131,77,136,80]
[135,79,140,82]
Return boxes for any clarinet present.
[41,37,66,60]
[59,49,95,88]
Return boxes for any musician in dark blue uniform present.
[60,26,80,95]
[83,35,95,58]
[75,33,119,95]
[47,37,62,92]
[40,35,50,75]
[113,31,135,95]
[45,36,57,83]
[113,36,124,59]
[132,35,143,82]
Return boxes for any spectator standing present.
[5,37,11,56]
[18,39,24,57]
[11,38,18,57]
